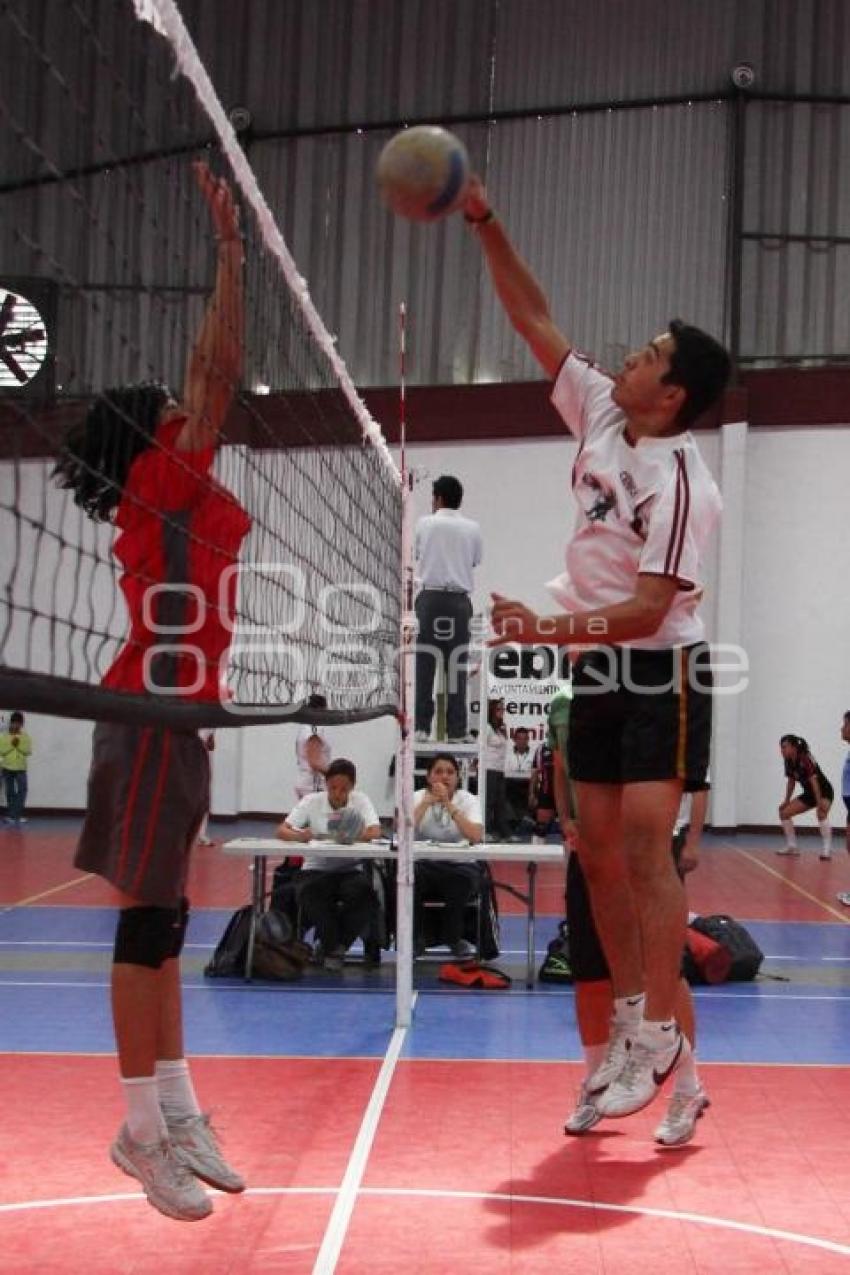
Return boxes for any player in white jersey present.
[462,176,731,1121]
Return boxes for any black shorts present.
[567,644,712,785]
[845,797,850,822]
[796,780,834,810]
[75,722,209,906]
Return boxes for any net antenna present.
[0,0,401,730]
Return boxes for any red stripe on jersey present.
[664,451,690,577]
[671,451,691,576]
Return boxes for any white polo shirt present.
[414,787,482,845]
[547,352,722,649]
[415,508,483,594]
[285,789,379,872]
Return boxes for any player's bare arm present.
[490,573,680,647]
[179,161,244,451]
[462,176,569,379]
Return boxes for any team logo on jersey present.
[619,470,637,498]
[580,472,618,523]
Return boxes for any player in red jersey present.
[54,162,247,1220]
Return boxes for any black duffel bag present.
[683,913,764,984]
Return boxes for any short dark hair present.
[425,751,459,778]
[326,758,356,784]
[53,383,173,521]
[432,475,463,509]
[514,726,529,737]
[662,320,732,428]
[9,711,24,726]
[307,693,327,710]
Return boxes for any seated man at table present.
[276,758,382,971]
[413,752,484,960]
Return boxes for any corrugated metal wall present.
[1,0,848,398]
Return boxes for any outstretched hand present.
[490,593,546,646]
[193,160,241,244]
[462,173,491,220]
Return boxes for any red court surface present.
[1,1056,849,1273]
[2,819,850,1273]
[1,823,848,922]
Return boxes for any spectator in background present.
[777,734,833,860]
[414,475,482,744]
[295,694,332,801]
[484,698,513,842]
[277,758,382,971]
[196,732,216,846]
[837,712,850,908]
[0,711,32,828]
[505,725,534,832]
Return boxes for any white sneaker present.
[837,892,850,907]
[110,1124,212,1221]
[564,1081,605,1135]
[775,846,799,856]
[596,1027,691,1119]
[654,1087,710,1146]
[165,1112,245,1193]
[586,1013,638,1092]
[819,849,832,861]
[414,730,431,743]
[447,734,475,745]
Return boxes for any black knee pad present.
[114,904,184,970]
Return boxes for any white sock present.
[156,1058,202,1121]
[780,819,797,849]
[636,1017,680,1051]
[583,1042,607,1081]
[613,992,645,1028]
[122,1075,168,1144]
[818,820,832,854]
[672,1046,700,1097]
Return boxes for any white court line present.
[311,994,415,1275]
[0,1183,848,1260]
[1,978,849,1002]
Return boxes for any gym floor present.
[1,818,849,1273]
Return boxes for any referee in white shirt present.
[414,475,483,743]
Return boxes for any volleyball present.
[376,126,470,221]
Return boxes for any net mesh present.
[0,0,401,727]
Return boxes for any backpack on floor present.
[204,904,253,978]
[204,904,312,980]
[538,920,574,984]
[251,907,312,981]
[683,914,764,984]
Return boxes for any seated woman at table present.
[277,758,382,971]
[413,753,484,960]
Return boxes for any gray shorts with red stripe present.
[75,723,209,906]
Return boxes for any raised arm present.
[462,176,570,378]
[177,161,244,451]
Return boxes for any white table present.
[221,837,566,987]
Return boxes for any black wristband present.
[464,208,495,226]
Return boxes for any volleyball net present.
[0,0,401,728]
